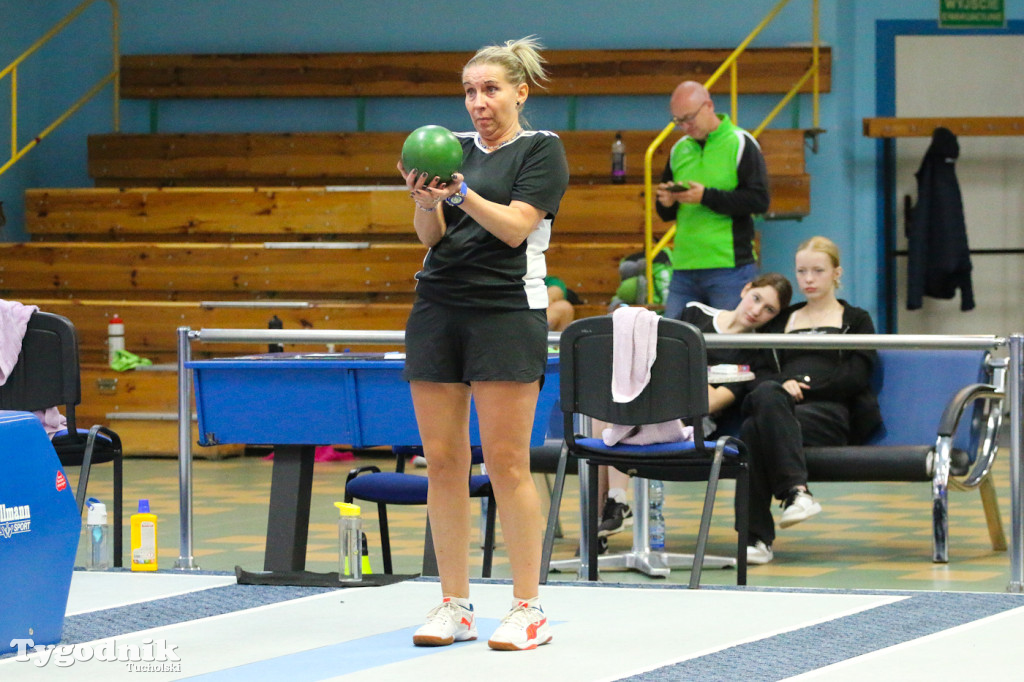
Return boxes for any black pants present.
[737,381,850,544]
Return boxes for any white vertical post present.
[1008,334,1023,592]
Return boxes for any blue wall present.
[2,0,1021,325]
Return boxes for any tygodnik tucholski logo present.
[9,638,182,671]
[0,503,31,539]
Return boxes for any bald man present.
[655,81,770,317]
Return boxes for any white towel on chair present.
[605,306,692,446]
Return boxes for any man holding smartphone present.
[655,80,770,317]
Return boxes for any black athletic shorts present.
[403,297,548,384]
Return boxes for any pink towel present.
[0,299,38,384]
[610,306,660,403]
[602,421,694,446]
[0,299,67,438]
[605,306,692,446]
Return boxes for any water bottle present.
[649,479,666,550]
[107,314,125,365]
[84,497,112,570]
[335,502,363,582]
[611,132,626,184]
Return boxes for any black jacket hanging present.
[906,126,975,311]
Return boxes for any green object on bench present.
[110,349,153,371]
[805,348,1006,563]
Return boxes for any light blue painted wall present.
[2,0,1021,325]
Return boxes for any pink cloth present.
[602,421,693,446]
[0,299,67,438]
[610,306,660,403]
[0,299,38,384]
[605,306,692,446]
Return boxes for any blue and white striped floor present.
[3,572,1023,681]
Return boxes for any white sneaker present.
[747,540,774,565]
[487,600,552,651]
[779,489,822,529]
[412,597,477,646]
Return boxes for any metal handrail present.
[0,0,119,178]
[643,0,820,302]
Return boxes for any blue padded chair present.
[0,311,124,566]
[804,348,1006,562]
[344,445,496,576]
[542,315,749,588]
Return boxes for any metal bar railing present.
[0,0,119,179]
[174,329,1022,591]
[642,0,819,303]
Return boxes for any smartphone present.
[668,182,690,192]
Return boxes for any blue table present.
[188,352,560,572]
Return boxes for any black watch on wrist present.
[445,181,468,206]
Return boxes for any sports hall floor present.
[77,448,1018,592]
[4,449,1024,680]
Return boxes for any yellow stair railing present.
[0,0,120,179]
[643,0,820,304]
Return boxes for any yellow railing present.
[643,0,820,303]
[0,0,119,178]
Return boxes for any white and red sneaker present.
[412,597,477,646]
[487,600,552,651]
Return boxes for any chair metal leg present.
[689,443,725,589]
[539,443,569,585]
[932,439,952,563]
[549,469,738,580]
[378,503,393,574]
[113,449,123,568]
[734,462,749,586]
[586,461,601,581]
[482,492,497,578]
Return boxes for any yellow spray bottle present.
[130,499,158,571]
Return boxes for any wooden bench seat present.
[121,48,830,99]
[26,185,650,241]
[0,241,632,299]
[85,130,810,218]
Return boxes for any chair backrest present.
[0,312,81,427]
[867,348,988,448]
[559,314,708,435]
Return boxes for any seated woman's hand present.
[781,378,808,402]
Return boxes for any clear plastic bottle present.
[84,497,112,570]
[335,502,363,582]
[648,479,666,550]
[611,132,626,184]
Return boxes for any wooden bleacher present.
[5,47,828,452]
[119,47,830,99]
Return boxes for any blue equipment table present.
[188,352,560,573]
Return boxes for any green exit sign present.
[940,0,1006,28]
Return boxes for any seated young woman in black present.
[739,236,881,565]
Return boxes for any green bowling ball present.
[401,125,463,183]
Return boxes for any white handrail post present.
[1008,334,1023,592]
[174,326,200,570]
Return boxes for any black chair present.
[542,315,749,588]
[0,311,124,566]
[344,445,497,577]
